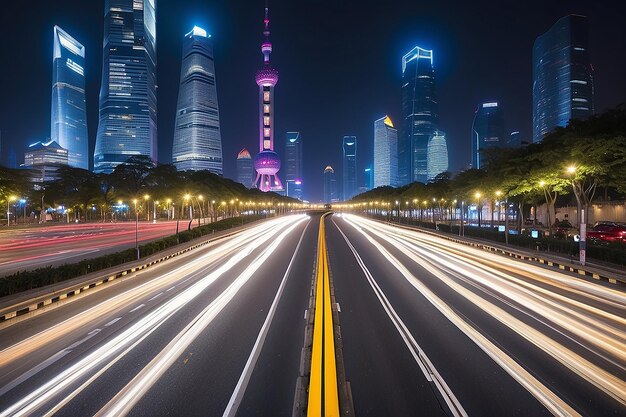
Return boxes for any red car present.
[586,222,626,244]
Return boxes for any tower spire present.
[261,0,272,63]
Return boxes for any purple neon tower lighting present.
[253,1,284,192]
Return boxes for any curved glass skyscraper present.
[94,0,157,173]
[51,26,88,170]
[400,46,439,185]
[342,136,357,200]
[172,26,223,173]
[427,130,448,181]
[472,102,505,169]
[533,15,593,143]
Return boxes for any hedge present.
[0,215,263,297]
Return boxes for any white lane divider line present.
[222,221,309,417]
[129,304,145,313]
[335,220,467,417]
[166,286,175,292]
[0,350,71,397]
[87,329,101,336]
[148,292,163,301]
[105,318,121,327]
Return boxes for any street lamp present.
[133,198,139,259]
[6,196,17,226]
[154,200,159,224]
[143,194,150,222]
[565,165,586,266]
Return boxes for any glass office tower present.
[342,136,357,200]
[236,148,254,188]
[533,15,593,143]
[51,26,88,170]
[373,116,398,188]
[472,102,505,169]
[426,130,448,181]
[23,140,69,183]
[285,131,303,199]
[323,165,337,204]
[94,0,157,173]
[172,26,222,173]
[400,46,439,185]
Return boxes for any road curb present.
[372,218,625,287]
[0,219,267,328]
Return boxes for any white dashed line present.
[129,304,145,313]
[105,318,121,327]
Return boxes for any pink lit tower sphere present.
[253,1,284,193]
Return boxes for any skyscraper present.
[373,116,398,188]
[94,0,157,173]
[236,148,254,188]
[400,46,439,185]
[51,26,88,170]
[427,130,448,181]
[342,136,357,200]
[285,131,303,199]
[323,165,337,204]
[172,26,222,174]
[472,102,505,169]
[253,4,283,192]
[533,15,593,143]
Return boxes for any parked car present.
[586,222,626,244]
[553,219,573,239]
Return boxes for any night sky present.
[1,1,625,201]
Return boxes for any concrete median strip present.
[0,224,260,329]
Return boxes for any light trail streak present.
[0,215,306,417]
[341,214,626,413]
[94,216,308,417]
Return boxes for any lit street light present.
[6,196,17,227]
[133,198,139,260]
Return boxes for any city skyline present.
[0,1,624,200]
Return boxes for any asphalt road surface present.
[0,213,623,416]
[0,220,204,276]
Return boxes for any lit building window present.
[263,92,270,103]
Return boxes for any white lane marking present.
[1,216,307,417]
[129,304,145,313]
[93,217,308,417]
[336,302,341,313]
[223,220,309,417]
[105,318,121,327]
[334,220,467,417]
[0,350,70,397]
[66,330,101,350]
[341,214,585,416]
[87,329,101,336]
[166,286,175,292]
[304,310,308,320]
[148,293,163,301]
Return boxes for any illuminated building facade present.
[342,136,357,200]
[285,131,303,199]
[51,26,88,170]
[323,165,337,204]
[172,26,222,173]
[252,4,283,192]
[400,46,439,185]
[23,140,68,183]
[94,0,157,173]
[472,102,505,169]
[426,130,448,181]
[236,148,254,188]
[374,116,398,188]
[533,15,593,143]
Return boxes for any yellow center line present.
[307,214,340,416]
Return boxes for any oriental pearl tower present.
[253,1,284,192]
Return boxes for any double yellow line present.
[307,214,340,416]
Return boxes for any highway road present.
[0,212,624,416]
[328,214,625,416]
[0,220,204,276]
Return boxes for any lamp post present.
[6,196,16,227]
[566,165,585,266]
[143,194,150,222]
[153,200,158,224]
[475,192,482,228]
[460,200,465,237]
[133,199,139,259]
